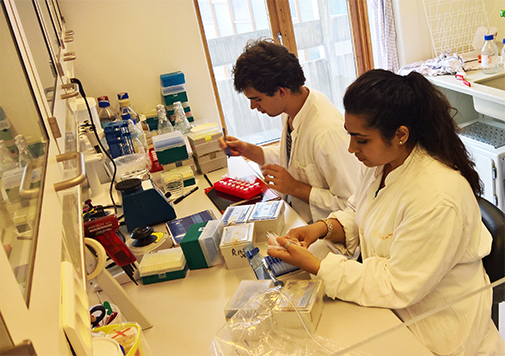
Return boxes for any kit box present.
[273,280,325,335]
[188,123,222,157]
[138,247,188,284]
[161,155,196,174]
[161,166,195,187]
[247,201,285,242]
[220,223,254,269]
[221,205,254,226]
[198,220,223,267]
[152,131,189,165]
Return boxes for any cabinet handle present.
[65,30,74,36]
[63,51,75,57]
[53,152,86,192]
[63,55,76,62]
[60,82,79,99]
[19,159,43,199]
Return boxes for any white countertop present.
[90,156,431,355]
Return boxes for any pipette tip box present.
[138,247,188,284]
[180,220,223,269]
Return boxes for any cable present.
[84,238,107,280]
[70,78,118,215]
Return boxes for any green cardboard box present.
[180,221,209,269]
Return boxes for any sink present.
[473,73,505,91]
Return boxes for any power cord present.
[70,78,118,215]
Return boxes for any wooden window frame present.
[194,0,374,128]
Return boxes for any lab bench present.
[89,156,431,356]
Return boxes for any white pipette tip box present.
[138,247,187,284]
[219,223,254,269]
[224,279,273,320]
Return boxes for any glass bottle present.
[481,34,499,74]
[173,101,191,134]
[156,104,173,134]
[0,139,17,174]
[97,96,117,128]
[122,112,147,154]
[15,134,35,168]
[117,92,139,124]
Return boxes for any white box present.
[221,205,254,226]
[247,201,285,242]
[193,150,227,174]
[198,220,223,267]
[220,223,254,269]
[273,279,325,335]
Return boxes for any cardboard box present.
[193,150,227,174]
[180,222,209,270]
[220,223,254,269]
[247,201,285,242]
[221,205,254,226]
[161,155,196,174]
[188,123,222,157]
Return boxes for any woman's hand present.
[267,236,321,275]
[284,224,325,248]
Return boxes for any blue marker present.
[223,128,231,157]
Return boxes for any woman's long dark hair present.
[344,69,482,197]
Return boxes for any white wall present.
[59,0,220,125]
[393,0,505,67]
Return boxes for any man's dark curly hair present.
[232,38,305,96]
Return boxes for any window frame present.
[194,0,374,132]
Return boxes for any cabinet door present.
[0,1,88,355]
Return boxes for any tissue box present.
[220,223,254,269]
[138,248,188,284]
[273,280,325,334]
[188,123,222,157]
[248,201,285,242]
[152,131,188,165]
[224,280,273,319]
[221,205,254,226]
[193,150,227,174]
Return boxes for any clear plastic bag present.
[207,287,368,356]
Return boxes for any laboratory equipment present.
[180,220,223,270]
[97,96,117,128]
[214,177,262,200]
[193,149,227,174]
[160,71,194,123]
[155,104,173,134]
[151,130,188,165]
[115,177,176,232]
[83,214,138,284]
[117,92,139,123]
[0,139,17,173]
[173,101,191,134]
[125,225,173,261]
[104,120,134,158]
[14,134,35,167]
[482,34,499,74]
[138,247,187,284]
[121,112,146,154]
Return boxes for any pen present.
[204,174,213,187]
[222,127,231,157]
[174,186,199,204]
[229,195,262,206]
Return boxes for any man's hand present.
[261,164,311,202]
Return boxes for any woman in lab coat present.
[268,69,505,355]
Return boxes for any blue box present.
[160,71,185,87]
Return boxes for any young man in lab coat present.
[219,38,359,224]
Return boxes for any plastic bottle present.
[117,92,139,124]
[501,39,505,67]
[481,34,499,74]
[0,139,17,174]
[97,96,117,128]
[122,112,147,154]
[173,101,191,134]
[156,104,174,134]
[15,134,35,168]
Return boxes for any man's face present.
[243,87,284,117]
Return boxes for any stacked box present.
[160,71,194,122]
[247,201,285,242]
[152,131,188,165]
[221,205,254,226]
[189,123,227,174]
[220,223,254,269]
[180,220,223,269]
[138,247,188,284]
[162,155,196,174]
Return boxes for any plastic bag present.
[207,287,367,356]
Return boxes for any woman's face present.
[345,113,406,170]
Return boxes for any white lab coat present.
[319,146,505,355]
[262,88,359,223]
